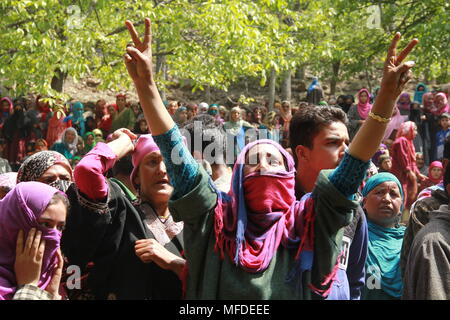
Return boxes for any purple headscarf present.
[0,182,64,300]
[396,92,411,111]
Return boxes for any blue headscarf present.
[64,102,85,136]
[413,83,428,106]
[307,78,319,93]
[362,172,405,299]
[362,172,404,211]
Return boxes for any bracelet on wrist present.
[368,111,391,123]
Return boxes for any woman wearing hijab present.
[306,77,324,105]
[124,19,417,299]
[224,107,253,162]
[51,127,79,160]
[207,104,224,125]
[390,121,426,212]
[63,102,85,137]
[279,101,292,148]
[17,150,74,194]
[175,106,189,127]
[421,92,438,163]
[96,104,115,135]
[396,92,412,116]
[348,89,373,140]
[46,107,69,148]
[419,161,444,192]
[413,83,428,106]
[92,128,105,143]
[3,98,27,166]
[0,97,13,131]
[361,173,406,300]
[111,94,136,132]
[0,181,68,300]
[434,93,450,115]
[83,131,96,154]
[61,130,184,300]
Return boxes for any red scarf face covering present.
[213,140,335,297]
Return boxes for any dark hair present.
[49,192,70,212]
[112,154,134,177]
[289,106,348,152]
[181,114,226,164]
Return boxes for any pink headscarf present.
[428,161,443,185]
[356,88,372,120]
[130,134,161,188]
[433,93,450,115]
[0,97,13,114]
[0,182,64,300]
[395,121,417,162]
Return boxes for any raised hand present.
[44,248,63,300]
[124,18,154,86]
[14,229,45,287]
[380,33,418,99]
[107,128,137,159]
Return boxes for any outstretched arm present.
[123,19,199,201]
[123,18,173,136]
[349,33,418,161]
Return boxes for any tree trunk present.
[155,39,167,101]
[296,66,305,81]
[268,68,276,111]
[365,65,372,93]
[206,85,211,104]
[51,69,67,93]
[330,60,340,96]
[281,70,292,102]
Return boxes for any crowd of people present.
[0,19,448,301]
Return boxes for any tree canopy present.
[0,0,448,101]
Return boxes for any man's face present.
[416,154,424,168]
[296,121,349,177]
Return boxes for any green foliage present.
[0,0,448,104]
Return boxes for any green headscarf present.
[362,172,406,299]
[83,131,96,153]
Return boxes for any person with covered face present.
[3,98,27,166]
[0,182,68,300]
[64,102,85,137]
[124,18,418,299]
[60,129,184,300]
[361,173,406,300]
